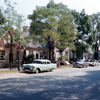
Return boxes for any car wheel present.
[79,65,83,68]
[24,71,27,73]
[50,69,53,72]
[81,65,83,68]
[86,65,88,67]
[35,69,40,74]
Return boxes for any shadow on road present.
[0,69,100,100]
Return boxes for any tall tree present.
[0,0,25,43]
[0,9,5,25]
[4,0,24,32]
[88,13,100,59]
[0,8,6,37]
[72,9,91,58]
[29,0,76,61]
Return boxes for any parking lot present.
[0,66,100,100]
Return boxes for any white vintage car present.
[23,59,57,73]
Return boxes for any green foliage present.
[86,13,100,59]
[75,42,89,58]
[29,0,76,51]
[72,9,91,36]
[24,54,34,64]
[4,0,24,33]
[0,9,6,25]
[0,0,25,44]
[0,7,6,37]
[72,9,91,58]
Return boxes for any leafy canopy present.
[29,0,76,50]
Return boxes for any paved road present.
[0,67,100,100]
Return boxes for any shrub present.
[24,54,34,63]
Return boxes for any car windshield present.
[32,61,42,64]
[77,59,83,62]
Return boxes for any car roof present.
[34,59,51,62]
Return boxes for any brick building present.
[0,30,73,68]
[0,38,24,68]
[0,31,50,68]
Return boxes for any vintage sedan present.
[23,59,57,73]
[73,59,89,68]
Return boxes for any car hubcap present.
[36,69,39,74]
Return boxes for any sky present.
[1,0,100,25]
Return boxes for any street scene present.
[0,66,100,100]
[1,0,100,100]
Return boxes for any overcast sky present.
[1,0,100,25]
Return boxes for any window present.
[36,54,38,59]
[29,51,33,55]
[42,62,46,64]
[33,61,42,64]
[47,62,51,64]
[0,51,5,60]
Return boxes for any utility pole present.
[18,36,22,71]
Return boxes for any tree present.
[0,0,25,43]
[29,0,76,61]
[0,9,5,25]
[87,13,100,60]
[72,9,91,38]
[0,8,6,37]
[0,0,25,70]
[72,9,91,58]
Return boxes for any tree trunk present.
[94,41,98,60]
[47,36,56,62]
[48,36,52,60]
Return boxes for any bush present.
[24,54,34,63]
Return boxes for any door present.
[9,52,13,67]
[40,61,47,71]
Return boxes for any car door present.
[40,61,47,71]
[46,61,52,70]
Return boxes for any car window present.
[77,59,84,62]
[47,62,51,64]
[33,61,42,64]
[42,62,46,64]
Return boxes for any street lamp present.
[18,36,22,71]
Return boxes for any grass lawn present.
[0,69,21,74]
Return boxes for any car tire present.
[50,69,53,72]
[81,65,84,68]
[35,68,40,74]
[24,71,27,73]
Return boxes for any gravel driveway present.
[0,66,100,100]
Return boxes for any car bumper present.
[73,64,84,68]
[23,68,36,72]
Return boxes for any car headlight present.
[32,66,35,69]
[30,66,35,69]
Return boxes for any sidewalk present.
[0,68,18,72]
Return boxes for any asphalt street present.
[0,66,100,100]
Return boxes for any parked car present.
[87,60,100,66]
[73,59,89,68]
[23,59,57,73]
[88,60,96,66]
